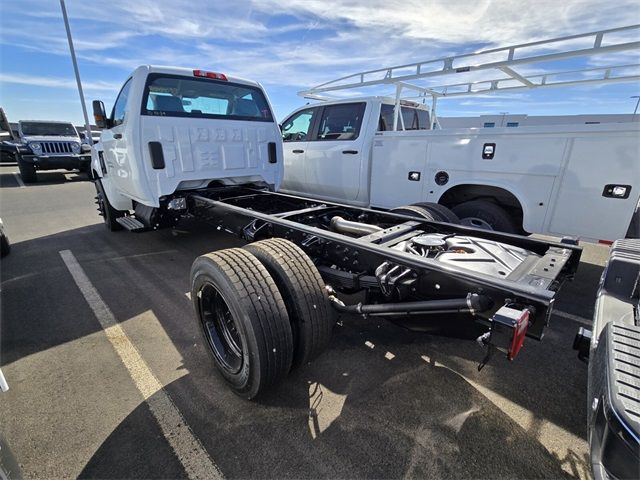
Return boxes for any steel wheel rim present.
[198,283,243,374]
[459,217,494,230]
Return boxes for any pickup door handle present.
[292,149,304,154]
[113,133,122,139]
[342,150,358,154]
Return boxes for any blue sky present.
[1,0,639,125]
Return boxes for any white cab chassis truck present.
[91,65,584,401]
[283,25,640,243]
[280,97,640,242]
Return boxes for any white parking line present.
[13,173,25,188]
[59,249,223,480]
[553,309,592,326]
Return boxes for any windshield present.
[21,122,77,136]
[142,74,274,122]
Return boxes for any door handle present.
[342,150,358,154]
[113,133,122,139]
[292,149,304,154]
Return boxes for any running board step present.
[116,216,147,232]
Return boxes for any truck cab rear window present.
[141,74,274,122]
[379,104,430,131]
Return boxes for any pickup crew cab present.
[279,96,640,242]
[14,120,91,183]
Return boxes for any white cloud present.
[0,73,122,92]
[1,0,638,121]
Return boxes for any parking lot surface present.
[0,164,607,479]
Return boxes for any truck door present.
[303,102,368,202]
[280,107,317,194]
[548,132,640,241]
[100,77,134,194]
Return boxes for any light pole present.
[60,0,92,139]
[632,96,640,119]
[500,112,509,127]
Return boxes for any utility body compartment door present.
[546,130,640,241]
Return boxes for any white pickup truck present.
[279,96,640,242]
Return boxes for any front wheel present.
[452,200,518,233]
[190,248,294,399]
[94,178,124,231]
[17,157,37,183]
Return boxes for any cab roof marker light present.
[193,70,228,81]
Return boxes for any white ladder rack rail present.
[298,25,640,130]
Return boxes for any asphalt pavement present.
[0,163,606,479]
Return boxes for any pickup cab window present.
[141,74,273,122]
[379,104,430,131]
[316,103,365,141]
[112,78,132,126]
[282,108,314,142]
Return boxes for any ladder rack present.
[298,25,640,129]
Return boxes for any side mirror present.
[92,100,109,129]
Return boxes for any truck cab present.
[91,65,283,229]
[280,97,429,206]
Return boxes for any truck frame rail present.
[183,186,581,341]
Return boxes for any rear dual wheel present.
[190,240,334,399]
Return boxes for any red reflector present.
[598,240,613,245]
[193,69,227,81]
[508,309,530,361]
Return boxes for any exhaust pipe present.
[330,216,383,236]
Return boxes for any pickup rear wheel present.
[94,179,124,231]
[244,239,335,369]
[190,248,293,399]
[410,202,460,223]
[17,157,37,183]
[452,200,518,233]
[390,204,437,220]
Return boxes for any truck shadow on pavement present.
[1,221,595,479]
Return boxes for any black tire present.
[0,231,10,257]
[190,248,293,399]
[17,156,37,183]
[244,239,335,369]
[452,200,518,233]
[390,204,437,220]
[79,163,90,174]
[94,178,124,231]
[410,202,460,223]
